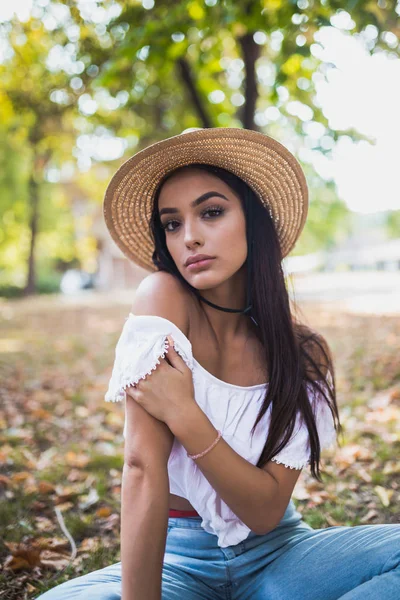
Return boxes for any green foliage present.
[1,0,399,294]
[385,210,400,239]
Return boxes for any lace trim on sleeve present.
[268,379,337,470]
[270,457,311,470]
[104,315,193,403]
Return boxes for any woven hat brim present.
[103,128,308,271]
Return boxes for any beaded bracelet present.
[187,430,223,460]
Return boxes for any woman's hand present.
[125,335,197,431]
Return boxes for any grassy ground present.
[0,292,399,599]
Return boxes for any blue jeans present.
[35,500,400,599]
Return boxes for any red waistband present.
[169,508,200,518]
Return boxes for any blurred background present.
[0,1,399,598]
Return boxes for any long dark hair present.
[149,163,342,482]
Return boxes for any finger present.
[127,386,143,403]
[125,386,136,399]
[165,336,185,372]
[160,352,173,367]
[131,377,147,392]
[157,356,169,368]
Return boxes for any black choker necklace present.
[192,290,258,327]
[194,293,251,313]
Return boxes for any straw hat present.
[103,127,309,272]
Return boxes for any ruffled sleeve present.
[270,375,337,470]
[105,313,194,404]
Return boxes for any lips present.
[185,255,215,267]
[185,256,215,270]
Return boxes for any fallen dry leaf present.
[360,509,378,523]
[374,485,394,507]
[96,506,112,518]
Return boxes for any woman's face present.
[157,168,248,290]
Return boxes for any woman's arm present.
[120,271,190,599]
[121,398,174,600]
[121,462,170,600]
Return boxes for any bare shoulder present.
[131,271,191,336]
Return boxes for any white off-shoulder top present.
[105,313,337,547]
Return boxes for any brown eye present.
[161,205,224,233]
[201,206,225,218]
[162,220,180,232]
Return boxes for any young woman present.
[36,128,400,600]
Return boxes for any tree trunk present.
[176,57,213,128]
[23,170,40,296]
[238,32,260,131]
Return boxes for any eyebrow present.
[159,191,229,218]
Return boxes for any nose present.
[183,218,203,249]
